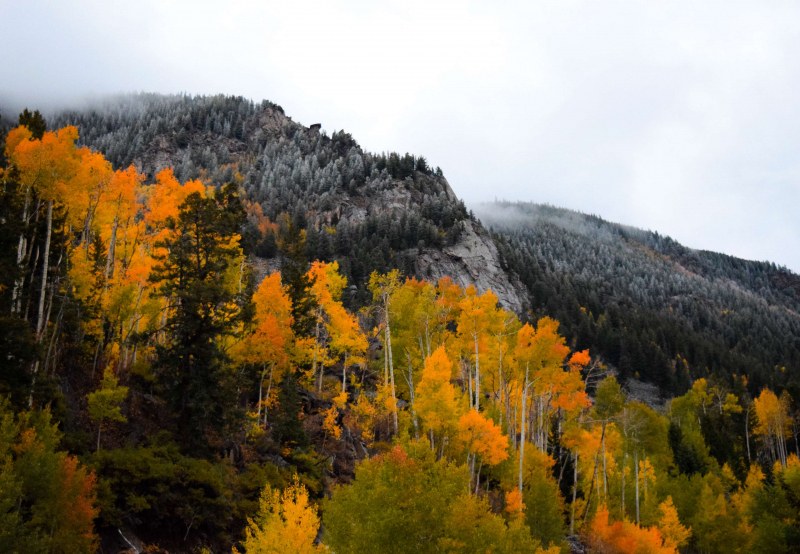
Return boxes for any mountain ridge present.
[475,200,800,395]
[22,92,798,395]
[3,93,800,553]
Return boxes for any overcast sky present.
[2,1,799,272]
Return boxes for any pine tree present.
[150,183,247,451]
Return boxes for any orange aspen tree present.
[457,408,509,493]
[233,272,294,425]
[588,504,675,554]
[70,164,145,374]
[513,318,572,453]
[8,126,80,339]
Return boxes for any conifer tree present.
[150,183,247,450]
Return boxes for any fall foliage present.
[0,120,798,552]
[236,475,325,554]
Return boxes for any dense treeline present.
[477,202,800,398]
[1,118,799,552]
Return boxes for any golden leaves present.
[239,475,325,554]
[457,409,509,466]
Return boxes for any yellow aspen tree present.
[307,261,347,393]
[386,277,440,435]
[67,148,113,249]
[456,286,500,411]
[496,310,521,414]
[434,276,463,335]
[415,346,461,454]
[326,301,367,394]
[368,270,402,433]
[236,475,325,554]
[86,368,128,452]
[753,388,791,467]
[658,496,691,550]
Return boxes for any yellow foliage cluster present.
[236,476,326,554]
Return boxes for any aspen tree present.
[369,270,401,433]
[237,475,324,554]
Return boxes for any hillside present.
[49,93,526,312]
[475,201,800,396]
[2,98,800,553]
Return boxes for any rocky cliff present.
[415,219,527,313]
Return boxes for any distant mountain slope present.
[475,201,800,395]
[49,93,526,310]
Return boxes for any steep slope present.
[49,93,526,311]
[475,201,800,395]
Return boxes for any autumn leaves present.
[6,122,799,552]
[226,263,590,552]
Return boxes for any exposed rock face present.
[414,219,528,314]
[297,171,529,313]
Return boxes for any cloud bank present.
[2,0,798,271]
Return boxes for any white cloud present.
[1,0,798,270]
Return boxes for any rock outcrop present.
[415,219,527,313]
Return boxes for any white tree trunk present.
[518,364,529,492]
[474,335,480,411]
[35,200,53,339]
[11,186,31,314]
[384,295,398,434]
[635,450,640,525]
[570,451,578,535]
[105,215,119,280]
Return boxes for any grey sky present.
[2,1,799,272]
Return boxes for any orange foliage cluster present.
[458,409,509,466]
[588,505,675,554]
[5,124,233,377]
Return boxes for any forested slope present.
[476,202,800,397]
[41,94,800,402]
